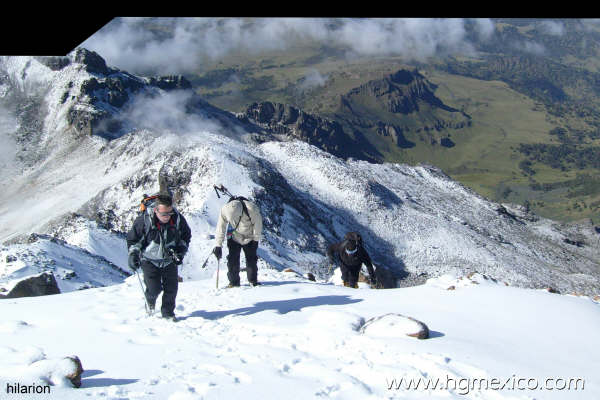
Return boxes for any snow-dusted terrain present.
[0,49,599,398]
[1,51,600,296]
[1,269,599,399]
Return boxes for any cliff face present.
[241,101,382,162]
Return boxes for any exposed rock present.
[147,75,192,91]
[64,356,84,388]
[35,56,71,71]
[545,287,561,294]
[447,285,456,290]
[563,238,585,247]
[306,273,316,281]
[73,48,109,75]
[242,101,380,162]
[1,272,61,298]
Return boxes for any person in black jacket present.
[126,194,192,320]
[327,231,376,288]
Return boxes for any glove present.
[128,251,141,271]
[169,249,184,265]
[249,240,258,250]
[213,246,222,260]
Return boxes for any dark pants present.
[340,263,361,287]
[226,239,258,285]
[141,261,178,317]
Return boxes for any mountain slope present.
[0,50,599,297]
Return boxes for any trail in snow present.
[1,267,598,400]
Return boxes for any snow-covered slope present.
[0,50,599,297]
[1,270,598,399]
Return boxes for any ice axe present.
[214,184,235,200]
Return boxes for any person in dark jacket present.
[327,231,376,288]
[126,194,192,320]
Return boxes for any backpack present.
[139,194,160,213]
[227,196,252,223]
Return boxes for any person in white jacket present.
[212,196,263,287]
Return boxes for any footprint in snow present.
[0,320,31,334]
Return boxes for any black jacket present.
[127,210,192,267]
[327,240,375,277]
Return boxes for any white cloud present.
[512,40,546,56]
[118,89,221,136]
[80,18,496,75]
[539,20,566,36]
[298,69,328,92]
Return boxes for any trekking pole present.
[135,269,152,316]
[216,258,220,289]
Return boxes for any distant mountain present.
[335,69,471,151]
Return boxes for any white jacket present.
[215,198,263,247]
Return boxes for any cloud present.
[539,20,566,36]
[119,89,221,135]
[80,18,496,75]
[298,69,328,92]
[513,40,546,56]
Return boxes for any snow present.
[1,269,598,399]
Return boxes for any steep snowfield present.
[1,269,598,399]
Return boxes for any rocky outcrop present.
[64,356,84,388]
[338,69,471,148]
[73,48,110,75]
[340,69,462,115]
[66,48,193,139]
[35,56,71,71]
[242,101,357,159]
[1,272,60,298]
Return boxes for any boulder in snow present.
[27,355,84,388]
[360,313,430,339]
[64,356,84,388]
[1,272,61,299]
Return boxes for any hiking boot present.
[225,283,240,288]
[343,281,350,287]
[249,281,261,287]
[146,302,155,315]
[162,314,177,322]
